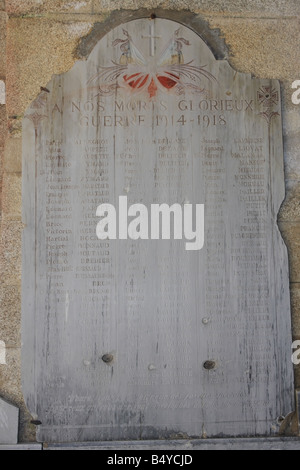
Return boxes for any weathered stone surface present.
[3,137,22,173]
[6,18,92,116]
[6,0,94,15]
[0,347,20,396]
[0,12,7,78]
[0,285,21,346]
[291,284,300,337]
[0,219,22,285]
[0,397,19,445]
[22,18,294,443]
[283,136,300,180]
[1,173,21,218]
[279,181,300,222]
[6,0,300,16]
[281,101,300,179]
[278,222,300,283]
[0,105,7,142]
[206,17,300,81]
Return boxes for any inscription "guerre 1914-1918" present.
[63,97,254,128]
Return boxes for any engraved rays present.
[87,27,217,99]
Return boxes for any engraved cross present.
[142,22,161,57]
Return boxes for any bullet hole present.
[31,420,42,426]
[203,360,216,370]
[102,354,114,364]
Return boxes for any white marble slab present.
[22,18,294,443]
[0,398,19,445]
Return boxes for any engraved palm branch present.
[87,29,217,98]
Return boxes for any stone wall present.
[0,0,299,442]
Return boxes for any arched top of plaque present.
[84,19,219,101]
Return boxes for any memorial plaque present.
[22,18,294,442]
